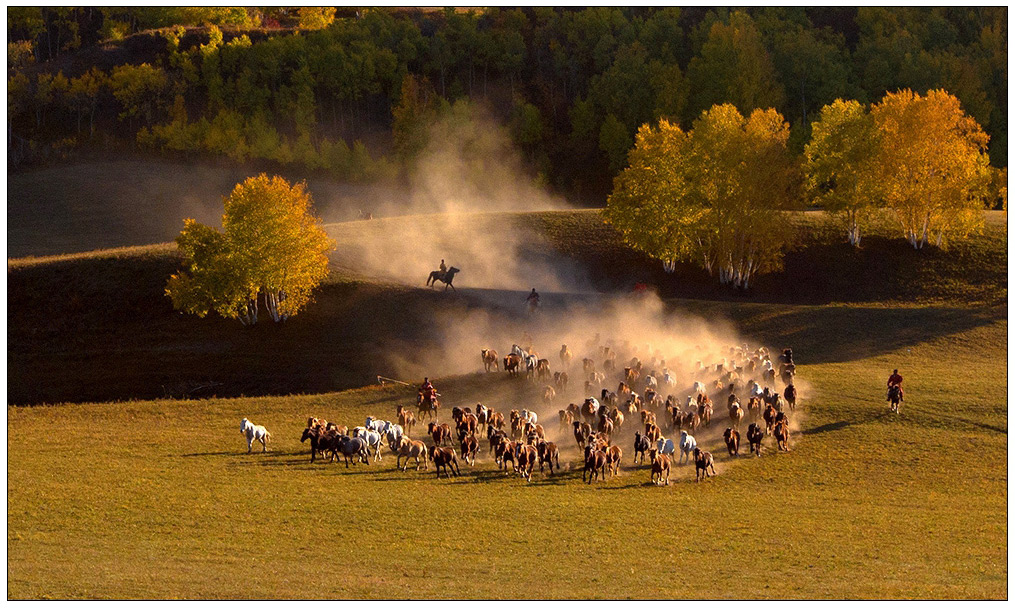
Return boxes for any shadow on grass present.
[801,420,851,436]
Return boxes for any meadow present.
[7,209,1007,598]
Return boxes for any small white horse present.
[365,416,393,435]
[678,430,697,465]
[356,429,384,461]
[240,418,270,453]
[521,409,538,425]
[692,381,706,397]
[685,396,698,412]
[645,375,658,389]
[655,437,675,459]
[386,425,405,450]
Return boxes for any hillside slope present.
[7,210,1007,405]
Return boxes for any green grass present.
[7,304,1007,598]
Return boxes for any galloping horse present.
[417,391,440,422]
[426,267,460,291]
[888,384,903,414]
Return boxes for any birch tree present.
[167,174,335,325]
[603,119,699,273]
[805,99,880,245]
[686,104,797,288]
[605,105,797,289]
[871,89,991,249]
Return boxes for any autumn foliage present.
[605,104,797,289]
[166,174,335,325]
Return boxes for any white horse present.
[645,375,658,389]
[662,371,676,389]
[748,381,763,397]
[685,396,698,412]
[240,418,270,453]
[386,425,405,451]
[678,430,697,465]
[365,416,392,435]
[521,409,538,425]
[525,355,538,378]
[356,429,384,460]
[655,437,675,459]
[692,381,706,396]
[511,344,530,360]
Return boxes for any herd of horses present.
[292,337,800,485]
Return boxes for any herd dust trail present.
[321,107,808,470]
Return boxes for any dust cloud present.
[325,105,581,290]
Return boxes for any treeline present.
[606,90,1004,289]
[7,7,1008,201]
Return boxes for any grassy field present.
[7,207,1007,598]
[8,309,1007,598]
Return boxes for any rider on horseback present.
[525,288,540,311]
[439,259,447,275]
[887,369,904,401]
[420,377,436,400]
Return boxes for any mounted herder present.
[525,288,540,313]
[417,377,440,421]
[426,260,460,291]
[887,369,904,413]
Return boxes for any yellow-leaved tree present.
[805,98,880,246]
[688,105,798,287]
[166,174,335,325]
[871,89,991,249]
[606,104,798,289]
[602,119,699,273]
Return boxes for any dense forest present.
[7,6,1008,203]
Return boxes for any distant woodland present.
[7,7,1008,202]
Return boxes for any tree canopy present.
[166,174,335,325]
[606,104,798,288]
[870,89,992,249]
[7,7,1007,198]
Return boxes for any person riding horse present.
[439,259,447,275]
[419,377,437,403]
[886,369,904,402]
[525,288,541,312]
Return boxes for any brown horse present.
[503,354,521,376]
[417,393,440,422]
[774,422,790,451]
[573,420,592,447]
[606,445,623,476]
[763,406,778,434]
[694,448,716,482]
[514,444,539,482]
[650,449,670,485]
[583,447,609,483]
[428,422,452,447]
[429,446,460,478]
[723,427,740,457]
[396,405,417,436]
[542,385,556,408]
[747,423,765,456]
[559,344,572,369]
[644,422,662,444]
[536,359,551,380]
[537,440,561,475]
[460,434,480,466]
[396,438,428,471]
[747,397,762,421]
[729,402,744,429]
[681,411,701,434]
[481,349,499,372]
